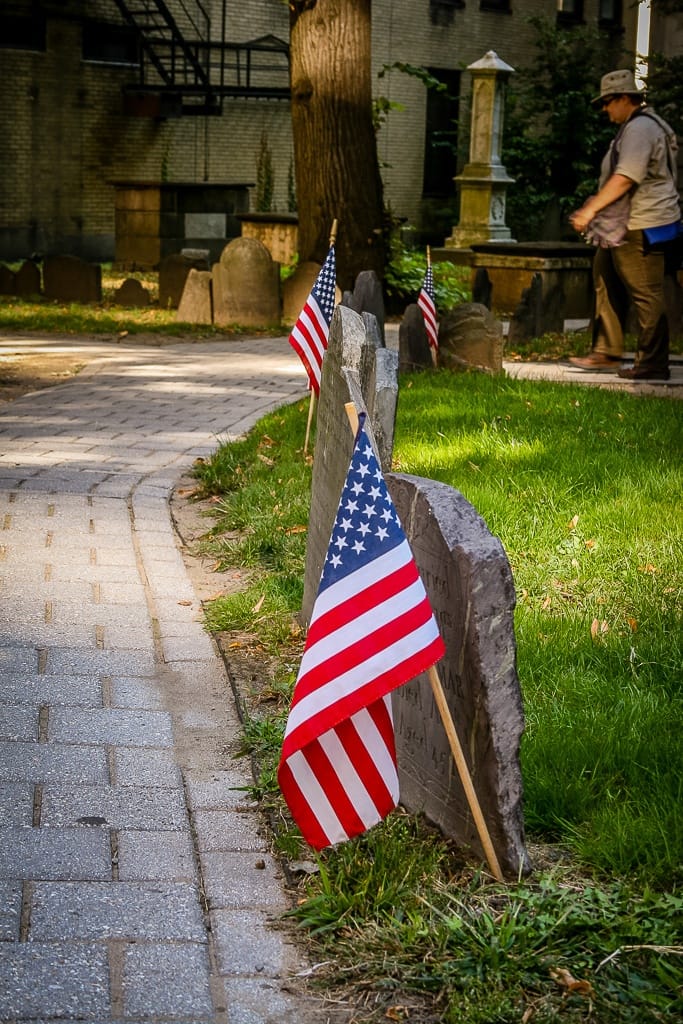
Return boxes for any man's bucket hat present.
[592,68,645,106]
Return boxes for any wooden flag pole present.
[428,664,504,881]
[329,218,338,247]
[344,401,503,881]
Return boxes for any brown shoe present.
[568,353,622,372]
[617,365,670,381]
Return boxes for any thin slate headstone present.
[508,272,564,343]
[43,255,102,304]
[473,267,492,309]
[159,252,210,310]
[399,303,433,371]
[342,269,385,342]
[112,278,150,308]
[212,237,280,327]
[301,305,398,625]
[177,269,213,324]
[282,261,321,324]
[0,265,16,295]
[14,260,42,297]
[438,302,504,373]
[388,473,529,878]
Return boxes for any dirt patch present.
[0,351,88,403]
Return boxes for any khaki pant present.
[592,229,669,371]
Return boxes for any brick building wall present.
[0,0,637,262]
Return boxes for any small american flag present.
[288,245,336,395]
[418,265,438,351]
[278,413,445,849]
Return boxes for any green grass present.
[193,371,682,1022]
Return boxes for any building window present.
[423,69,460,198]
[480,0,511,11]
[0,12,46,52]
[82,20,139,67]
[598,0,622,27]
[429,0,465,28]
[556,0,584,26]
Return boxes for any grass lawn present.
[193,371,682,1023]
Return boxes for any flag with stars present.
[288,245,336,395]
[418,265,438,351]
[278,413,445,850]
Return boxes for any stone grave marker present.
[212,237,280,327]
[177,269,213,324]
[342,269,385,342]
[301,304,398,625]
[0,265,16,295]
[399,303,433,371]
[159,251,210,309]
[112,278,150,307]
[282,261,321,323]
[388,473,529,877]
[14,260,42,296]
[439,302,504,373]
[43,255,102,304]
[507,272,564,343]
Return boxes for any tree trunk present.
[289,0,385,290]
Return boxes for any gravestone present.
[388,473,529,877]
[301,305,398,625]
[473,267,492,309]
[342,269,385,342]
[212,237,280,327]
[508,272,564,343]
[399,303,433,371]
[0,265,16,295]
[14,260,41,296]
[439,302,503,373]
[282,261,322,323]
[43,255,102,304]
[177,269,213,324]
[112,278,150,307]
[159,252,210,310]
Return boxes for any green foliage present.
[255,130,275,212]
[502,17,616,240]
[644,51,683,136]
[384,239,471,312]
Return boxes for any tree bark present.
[289,0,385,290]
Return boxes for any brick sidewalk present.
[0,337,340,1023]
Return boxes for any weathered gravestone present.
[301,304,399,625]
[399,303,433,372]
[342,269,385,342]
[439,302,504,373]
[43,255,102,304]
[388,474,529,877]
[282,261,322,324]
[212,237,280,327]
[112,278,150,307]
[177,268,213,324]
[507,272,565,343]
[0,265,16,295]
[15,260,42,296]
[159,251,210,309]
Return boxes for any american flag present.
[288,245,336,395]
[278,413,445,849]
[418,265,438,351]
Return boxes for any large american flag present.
[288,245,336,395]
[278,414,445,849]
[418,265,438,351]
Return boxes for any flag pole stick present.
[304,388,316,456]
[329,219,338,247]
[427,664,504,882]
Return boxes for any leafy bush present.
[384,242,471,313]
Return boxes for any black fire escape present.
[110,0,290,115]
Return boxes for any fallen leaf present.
[568,514,579,531]
[541,595,552,610]
[591,618,609,639]
[177,600,192,606]
[257,453,274,466]
[638,563,658,574]
[385,1008,408,1021]
[549,966,595,998]
[259,434,276,447]
[285,525,307,535]
[252,594,265,613]
[627,617,638,632]
[208,591,225,601]
[584,538,595,549]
